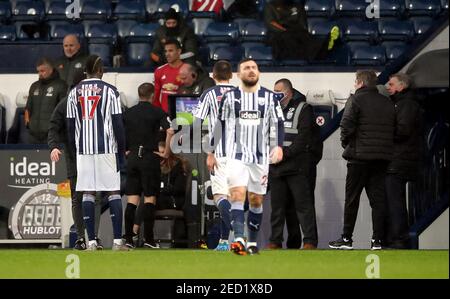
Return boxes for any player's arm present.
[153,70,162,108]
[111,92,126,158]
[270,95,285,164]
[48,99,66,162]
[65,90,77,155]
[283,104,314,160]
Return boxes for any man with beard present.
[217,59,285,255]
[151,8,198,66]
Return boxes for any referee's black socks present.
[143,202,156,243]
[125,203,137,242]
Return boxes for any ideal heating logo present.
[9,157,56,188]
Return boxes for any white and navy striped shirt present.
[193,84,235,158]
[219,86,285,165]
[66,78,122,155]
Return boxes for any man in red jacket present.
[153,39,184,113]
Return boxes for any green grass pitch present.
[0,249,448,279]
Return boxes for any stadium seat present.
[305,0,335,17]
[127,23,159,40]
[115,20,138,39]
[0,25,16,41]
[379,0,404,17]
[12,0,45,22]
[240,20,267,42]
[349,42,386,65]
[86,23,117,67]
[411,16,434,35]
[204,22,239,43]
[125,42,153,66]
[246,45,273,66]
[442,0,449,10]
[378,19,415,41]
[146,0,189,19]
[46,0,73,21]
[305,89,337,128]
[80,0,112,21]
[206,42,230,60]
[6,92,30,144]
[342,20,379,43]
[382,41,408,60]
[405,0,442,17]
[334,0,367,17]
[113,0,146,21]
[191,17,214,37]
[308,18,339,37]
[88,43,113,66]
[0,1,11,23]
[86,23,117,41]
[233,18,256,35]
[211,45,244,64]
[50,22,85,40]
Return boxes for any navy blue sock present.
[82,194,96,240]
[231,202,245,239]
[217,198,232,240]
[247,206,263,243]
[108,194,123,240]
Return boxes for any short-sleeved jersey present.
[193,84,235,158]
[219,86,284,165]
[66,78,122,155]
[153,63,184,113]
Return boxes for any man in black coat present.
[329,70,395,250]
[385,73,423,249]
[268,79,323,249]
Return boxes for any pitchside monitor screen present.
[168,94,208,127]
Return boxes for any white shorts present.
[210,157,228,196]
[226,159,269,195]
[76,153,121,191]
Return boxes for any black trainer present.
[95,237,104,250]
[74,238,86,250]
[371,239,382,250]
[143,241,161,249]
[329,236,353,250]
[247,245,259,255]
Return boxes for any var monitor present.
[168,94,208,127]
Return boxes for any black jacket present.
[54,50,88,87]
[388,89,423,174]
[341,86,395,161]
[178,66,216,95]
[26,71,68,141]
[48,98,76,178]
[270,89,322,177]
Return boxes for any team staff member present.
[123,83,174,249]
[268,78,322,249]
[54,34,88,87]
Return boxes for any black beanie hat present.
[164,8,179,21]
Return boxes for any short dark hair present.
[85,55,103,75]
[36,57,54,68]
[356,70,378,88]
[164,38,181,50]
[213,60,232,81]
[275,78,293,92]
[390,73,412,89]
[237,58,257,72]
[138,83,155,100]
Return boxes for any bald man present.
[54,34,88,87]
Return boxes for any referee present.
[123,83,173,249]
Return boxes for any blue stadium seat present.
[81,0,112,21]
[305,0,335,17]
[125,42,153,66]
[113,0,146,21]
[12,0,45,22]
[0,1,11,23]
[46,1,72,21]
[88,43,113,66]
[246,45,273,66]
[342,20,379,43]
[87,23,117,44]
[206,42,229,59]
[127,23,159,41]
[382,41,408,60]
[0,25,16,41]
[405,0,442,16]
[146,0,189,19]
[442,0,449,10]
[191,17,214,38]
[50,22,85,40]
[308,18,339,37]
[240,20,266,42]
[349,42,386,65]
[115,20,138,38]
[198,45,210,66]
[204,22,239,42]
[334,0,367,17]
[379,0,404,17]
[211,46,244,63]
[0,41,61,69]
[14,21,48,39]
[411,16,434,35]
[378,19,414,41]
[234,18,255,35]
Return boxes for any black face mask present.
[166,26,180,37]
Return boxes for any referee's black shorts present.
[125,152,161,197]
